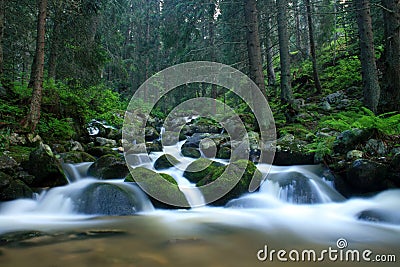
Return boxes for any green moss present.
[197,160,262,206]
[125,167,188,207]
[153,154,180,170]
[183,158,225,184]
[7,146,35,163]
[159,173,178,186]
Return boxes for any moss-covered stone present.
[73,182,153,215]
[6,146,35,164]
[23,143,68,187]
[183,158,225,184]
[197,160,262,206]
[216,146,231,159]
[0,155,19,175]
[125,167,188,209]
[0,175,33,201]
[0,171,12,189]
[86,146,119,158]
[181,147,201,158]
[153,154,180,170]
[87,154,129,179]
[59,151,96,164]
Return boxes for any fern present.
[319,109,400,135]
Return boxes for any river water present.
[0,142,399,266]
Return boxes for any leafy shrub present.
[320,108,400,135]
[38,116,76,141]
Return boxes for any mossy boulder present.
[59,151,96,164]
[153,154,180,170]
[0,172,33,201]
[6,146,35,164]
[346,159,388,192]
[145,126,160,141]
[146,141,163,153]
[23,143,68,187]
[197,160,262,206]
[86,146,119,158]
[0,155,19,175]
[181,147,201,158]
[217,146,231,159]
[273,135,315,165]
[125,167,188,209]
[73,182,153,215]
[87,154,129,179]
[333,128,372,154]
[390,153,400,172]
[183,158,225,184]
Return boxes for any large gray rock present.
[326,90,345,104]
[347,159,387,192]
[125,167,189,209]
[365,139,387,156]
[95,137,117,147]
[24,143,68,187]
[87,154,129,179]
[86,146,119,158]
[272,135,314,166]
[154,154,179,170]
[73,182,154,215]
[0,155,19,175]
[59,151,96,164]
[145,127,160,141]
[333,128,371,154]
[181,147,201,158]
[0,172,33,201]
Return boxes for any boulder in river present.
[0,172,33,201]
[346,159,387,192]
[87,154,129,179]
[197,160,262,206]
[74,182,153,215]
[125,167,189,209]
[59,151,96,164]
[154,154,180,170]
[23,143,68,187]
[181,147,201,158]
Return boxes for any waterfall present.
[258,164,345,204]
[63,162,93,183]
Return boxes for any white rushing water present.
[0,141,400,250]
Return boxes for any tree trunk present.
[380,0,400,112]
[25,0,47,132]
[265,0,276,87]
[48,6,62,80]
[355,0,380,113]
[0,0,4,76]
[305,0,322,94]
[244,0,266,97]
[276,0,293,103]
[294,0,302,52]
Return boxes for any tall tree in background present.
[276,0,293,103]
[354,0,380,113]
[47,0,63,80]
[263,0,276,87]
[244,0,266,97]
[0,0,4,76]
[24,0,47,131]
[380,0,400,112]
[305,0,322,94]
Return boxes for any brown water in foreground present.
[0,215,398,267]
